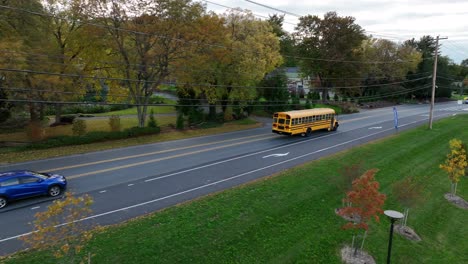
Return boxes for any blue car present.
[0,170,67,209]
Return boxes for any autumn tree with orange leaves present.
[338,169,386,256]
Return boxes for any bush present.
[0,108,11,123]
[72,119,87,136]
[60,115,76,124]
[147,109,158,128]
[339,102,359,114]
[108,115,121,132]
[148,95,165,104]
[20,126,161,150]
[176,114,184,130]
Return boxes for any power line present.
[0,4,423,65]
[200,0,296,25]
[244,0,301,17]
[0,84,432,107]
[0,66,431,90]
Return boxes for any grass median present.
[3,114,468,263]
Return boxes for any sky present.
[201,0,468,64]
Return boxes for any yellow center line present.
[67,135,275,179]
[47,134,269,172]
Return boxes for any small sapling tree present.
[339,169,386,256]
[334,161,366,207]
[392,176,425,228]
[439,138,467,196]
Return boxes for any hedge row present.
[19,126,161,150]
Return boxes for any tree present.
[295,12,366,102]
[174,9,283,120]
[338,169,386,256]
[257,68,289,113]
[89,0,205,127]
[440,138,467,195]
[41,0,90,124]
[0,0,51,122]
[20,193,94,263]
[359,38,422,102]
[334,161,366,207]
[392,176,425,228]
[267,14,297,67]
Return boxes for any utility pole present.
[428,35,447,129]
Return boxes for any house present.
[283,67,313,98]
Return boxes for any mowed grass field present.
[3,114,468,263]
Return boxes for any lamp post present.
[384,210,404,264]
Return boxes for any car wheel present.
[0,196,7,209]
[48,185,62,197]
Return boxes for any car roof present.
[0,170,36,178]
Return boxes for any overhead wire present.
[0,4,424,65]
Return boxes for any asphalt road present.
[0,101,466,256]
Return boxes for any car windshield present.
[27,171,49,180]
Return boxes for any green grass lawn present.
[0,116,177,143]
[94,103,177,116]
[3,115,468,263]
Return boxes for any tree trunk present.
[209,104,216,121]
[360,230,367,251]
[29,102,39,122]
[55,103,62,124]
[403,208,409,227]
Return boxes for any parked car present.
[0,170,67,209]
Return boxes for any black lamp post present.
[384,210,404,264]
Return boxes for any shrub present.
[148,95,165,104]
[339,102,359,114]
[108,115,121,132]
[60,115,76,124]
[176,114,184,130]
[147,109,158,128]
[0,108,10,123]
[334,93,339,101]
[72,119,87,136]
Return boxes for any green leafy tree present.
[359,38,422,101]
[267,14,297,67]
[440,138,467,195]
[295,12,366,102]
[257,68,289,113]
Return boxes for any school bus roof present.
[274,108,336,118]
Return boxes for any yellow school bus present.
[272,108,339,136]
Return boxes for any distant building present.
[283,67,313,98]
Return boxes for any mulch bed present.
[444,193,468,209]
[341,245,376,264]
